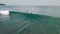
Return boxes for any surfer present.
[31,12,32,14]
[26,10,32,14]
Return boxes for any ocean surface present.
[0,5,60,34]
[0,11,60,34]
[0,5,60,17]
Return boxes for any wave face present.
[0,11,60,34]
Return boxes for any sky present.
[0,0,60,5]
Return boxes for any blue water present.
[0,5,60,17]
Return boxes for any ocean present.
[0,5,60,34]
[0,5,60,17]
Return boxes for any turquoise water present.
[0,11,60,34]
[0,6,60,34]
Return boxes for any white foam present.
[0,10,9,15]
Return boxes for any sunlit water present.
[0,14,10,21]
